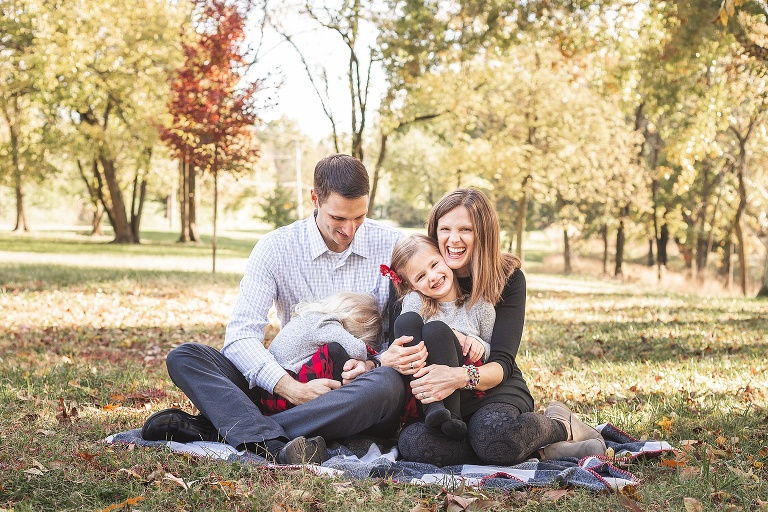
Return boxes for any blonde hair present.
[427,188,520,308]
[293,291,382,346]
[389,234,464,319]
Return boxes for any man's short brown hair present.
[313,154,370,205]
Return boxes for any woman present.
[382,189,604,466]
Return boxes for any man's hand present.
[340,358,375,385]
[273,374,341,406]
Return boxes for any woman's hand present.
[410,364,466,404]
[380,335,428,375]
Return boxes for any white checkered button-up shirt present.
[222,213,403,393]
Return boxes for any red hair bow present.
[380,264,402,285]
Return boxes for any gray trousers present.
[166,342,406,449]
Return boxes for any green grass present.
[2,229,768,511]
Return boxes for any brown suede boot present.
[545,401,603,442]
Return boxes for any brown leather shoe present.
[141,408,220,443]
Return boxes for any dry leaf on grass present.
[656,416,674,434]
[97,496,145,512]
[332,481,355,494]
[56,398,78,424]
[683,497,704,512]
[542,489,573,502]
[617,492,644,512]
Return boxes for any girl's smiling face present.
[435,206,475,278]
[403,246,457,302]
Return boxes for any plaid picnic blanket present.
[105,423,673,492]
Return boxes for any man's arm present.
[221,236,292,393]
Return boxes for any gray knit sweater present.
[401,291,496,362]
[267,311,369,373]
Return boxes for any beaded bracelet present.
[462,364,480,390]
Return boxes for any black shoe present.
[277,436,328,465]
[141,408,220,443]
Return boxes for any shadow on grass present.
[0,262,242,289]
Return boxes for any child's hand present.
[465,337,485,363]
[453,329,484,362]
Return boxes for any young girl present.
[259,291,382,414]
[383,234,495,440]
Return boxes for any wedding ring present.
[418,392,425,399]
[410,362,414,370]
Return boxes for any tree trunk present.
[657,220,668,281]
[730,125,752,295]
[91,159,116,234]
[563,227,571,274]
[13,171,29,232]
[647,238,654,266]
[734,170,748,295]
[7,96,29,232]
[368,133,388,217]
[615,205,628,276]
[129,148,151,243]
[92,205,104,236]
[212,170,218,275]
[658,222,669,266]
[758,241,768,297]
[178,156,188,242]
[178,153,200,243]
[100,155,134,243]
[188,157,200,242]
[602,224,608,274]
[615,219,625,276]
[515,175,530,262]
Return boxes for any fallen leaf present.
[102,404,119,411]
[23,468,44,476]
[118,468,143,480]
[332,481,354,494]
[617,493,643,511]
[683,497,704,512]
[163,473,188,490]
[680,466,701,480]
[657,416,674,434]
[620,484,643,503]
[542,489,572,502]
[410,504,434,512]
[660,457,687,468]
[98,496,145,512]
[55,398,79,424]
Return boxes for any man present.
[142,154,407,464]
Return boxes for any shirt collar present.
[306,212,371,260]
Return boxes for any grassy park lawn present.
[1,228,768,511]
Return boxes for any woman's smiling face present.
[435,206,475,278]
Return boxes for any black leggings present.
[395,312,464,419]
[398,403,568,467]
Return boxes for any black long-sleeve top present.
[458,269,534,416]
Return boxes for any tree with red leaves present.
[162,0,261,271]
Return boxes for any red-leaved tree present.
[162,0,261,272]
